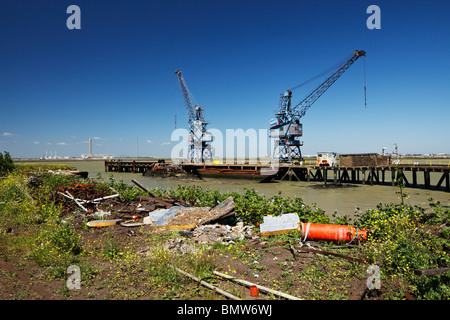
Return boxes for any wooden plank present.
[261,228,298,237]
[404,291,415,300]
[174,267,241,300]
[213,270,302,300]
[414,267,450,276]
[86,219,123,227]
[148,224,196,231]
[120,220,144,227]
[131,179,155,197]
[201,197,236,225]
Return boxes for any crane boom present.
[174,70,212,163]
[293,50,366,119]
[270,50,366,163]
[175,70,197,133]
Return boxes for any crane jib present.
[271,50,366,163]
[175,70,212,164]
[294,50,365,118]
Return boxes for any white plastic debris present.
[259,213,300,236]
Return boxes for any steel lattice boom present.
[270,50,366,163]
[175,70,212,163]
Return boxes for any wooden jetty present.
[105,160,158,173]
[104,160,450,192]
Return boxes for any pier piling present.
[104,161,450,192]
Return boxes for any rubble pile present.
[159,222,254,255]
[143,163,192,178]
[191,222,254,244]
[55,181,241,235]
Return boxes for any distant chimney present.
[89,139,92,156]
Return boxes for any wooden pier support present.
[412,169,417,187]
[103,161,450,192]
[424,170,431,190]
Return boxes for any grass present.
[0,169,449,300]
[15,163,76,173]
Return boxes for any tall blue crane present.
[270,50,366,163]
[175,70,212,163]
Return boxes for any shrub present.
[31,218,82,269]
[0,173,29,203]
[0,151,15,176]
[356,201,450,299]
[150,185,329,225]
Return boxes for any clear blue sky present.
[1,0,449,158]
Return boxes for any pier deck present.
[104,160,450,192]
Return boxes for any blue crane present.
[270,50,366,163]
[175,70,212,163]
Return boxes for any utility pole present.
[136,136,138,159]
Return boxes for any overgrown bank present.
[0,166,449,300]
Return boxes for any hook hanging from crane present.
[364,56,367,108]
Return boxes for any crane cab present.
[269,121,302,138]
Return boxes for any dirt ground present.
[0,182,383,301]
[0,217,377,301]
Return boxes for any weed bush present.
[30,214,82,274]
[0,173,29,203]
[0,151,15,176]
[356,201,450,299]
[150,185,329,225]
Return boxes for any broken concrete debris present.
[150,222,253,255]
[191,222,253,244]
[57,182,366,248]
[58,183,242,237]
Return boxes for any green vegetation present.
[150,185,329,225]
[0,151,15,176]
[0,154,449,300]
[356,200,450,299]
[15,163,75,173]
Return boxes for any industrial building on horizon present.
[81,138,114,159]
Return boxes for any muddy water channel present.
[34,160,450,218]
